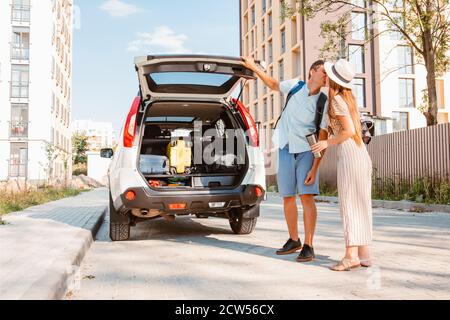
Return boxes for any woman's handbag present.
[361,120,374,145]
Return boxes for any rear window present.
[146,72,240,95]
[150,72,233,87]
[146,116,195,123]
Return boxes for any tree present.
[72,133,88,165]
[282,0,450,126]
[43,142,59,185]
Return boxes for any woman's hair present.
[328,79,363,146]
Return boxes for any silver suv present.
[101,55,266,241]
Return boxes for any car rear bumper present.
[118,185,265,216]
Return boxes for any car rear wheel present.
[229,208,257,235]
[109,193,130,241]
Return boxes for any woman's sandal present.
[359,258,372,268]
[330,258,361,271]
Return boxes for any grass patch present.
[0,187,85,216]
[319,183,338,197]
[372,169,450,205]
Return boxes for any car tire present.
[229,208,257,235]
[109,193,130,241]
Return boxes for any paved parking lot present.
[69,194,450,300]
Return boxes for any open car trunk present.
[137,101,248,190]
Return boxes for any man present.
[242,58,328,262]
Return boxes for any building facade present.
[72,120,116,152]
[240,0,449,154]
[0,0,73,184]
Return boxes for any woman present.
[311,59,373,271]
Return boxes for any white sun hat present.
[324,59,355,89]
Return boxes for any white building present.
[72,120,116,151]
[0,0,73,184]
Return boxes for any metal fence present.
[318,123,450,189]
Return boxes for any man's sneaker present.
[296,244,315,262]
[276,238,302,255]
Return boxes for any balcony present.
[10,121,29,138]
[11,44,30,60]
[12,5,31,23]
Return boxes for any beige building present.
[240,0,449,155]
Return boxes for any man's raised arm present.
[242,57,280,92]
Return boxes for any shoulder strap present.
[274,80,305,129]
[314,92,328,134]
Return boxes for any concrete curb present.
[265,192,450,213]
[20,207,107,300]
[315,195,450,213]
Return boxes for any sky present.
[72,0,241,138]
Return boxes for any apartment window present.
[251,6,256,26]
[280,29,286,54]
[398,45,413,74]
[353,78,366,108]
[261,44,266,62]
[352,0,366,7]
[12,0,31,23]
[351,12,366,40]
[392,111,409,131]
[348,44,365,74]
[11,65,29,98]
[251,30,255,52]
[51,92,56,113]
[268,40,273,64]
[268,13,273,35]
[254,78,258,100]
[245,36,249,56]
[262,18,265,39]
[11,27,30,60]
[270,94,275,119]
[279,59,284,82]
[263,98,268,122]
[56,97,60,117]
[389,12,405,40]
[399,78,415,108]
[9,142,28,178]
[254,103,259,122]
[279,93,284,112]
[10,104,28,138]
[386,0,405,10]
[262,0,267,13]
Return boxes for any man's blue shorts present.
[277,145,320,197]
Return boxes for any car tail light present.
[232,98,259,147]
[123,96,141,148]
[125,190,136,201]
[255,185,264,198]
[168,203,187,210]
